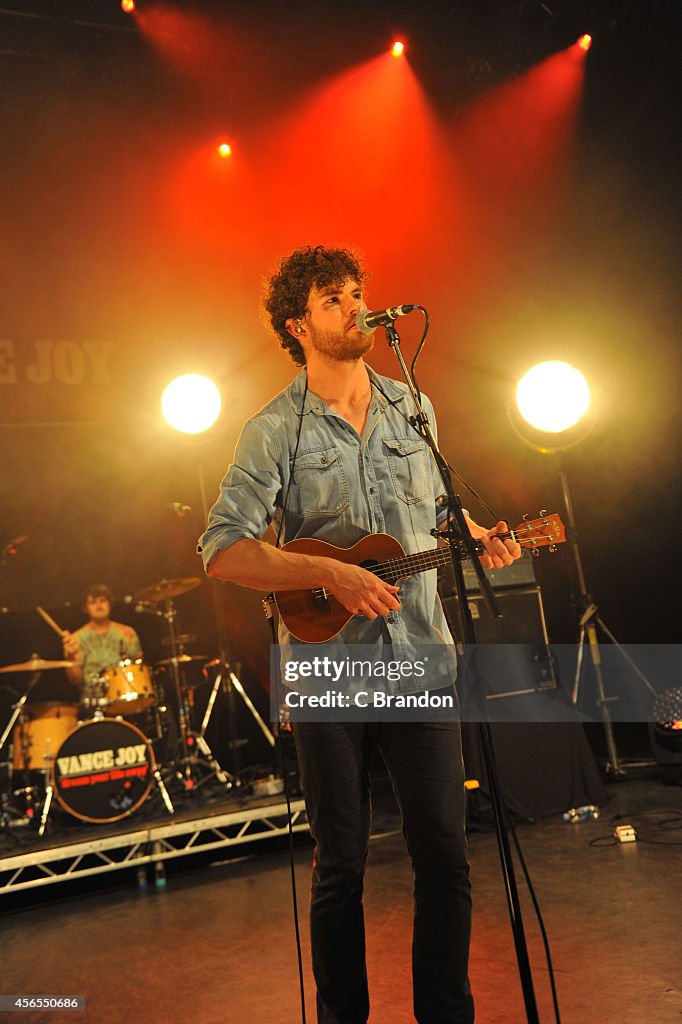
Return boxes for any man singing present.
[198,245,520,1024]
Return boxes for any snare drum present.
[52,717,155,823]
[102,660,154,716]
[12,703,79,770]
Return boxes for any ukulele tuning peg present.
[538,509,547,518]
[549,544,557,553]
[531,548,540,557]
[522,513,529,521]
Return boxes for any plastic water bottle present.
[563,804,600,822]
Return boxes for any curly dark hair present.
[83,583,114,607]
[263,245,369,365]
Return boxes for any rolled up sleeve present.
[197,416,284,573]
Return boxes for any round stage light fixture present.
[516,360,590,434]
[121,0,135,13]
[649,688,682,781]
[391,41,405,58]
[162,374,221,435]
[511,360,656,774]
[218,142,232,159]
[577,34,593,52]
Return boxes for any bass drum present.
[52,718,155,824]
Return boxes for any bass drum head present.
[53,718,155,824]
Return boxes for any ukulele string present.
[307,518,560,600]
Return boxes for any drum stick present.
[36,605,67,638]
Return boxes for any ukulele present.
[274,513,565,642]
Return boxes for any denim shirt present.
[198,366,457,693]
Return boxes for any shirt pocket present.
[383,436,429,505]
[293,443,350,517]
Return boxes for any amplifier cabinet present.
[441,586,558,699]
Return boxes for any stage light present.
[649,688,682,781]
[161,374,221,435]
[511,360,656,774]
[577,34,592,52]
[218,142,232,158]
[121,0,135,13]
[516,360,590,434]
[391,41,405,58]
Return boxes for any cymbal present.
[133,577,202,603]
[0,657,76,673]
[155,654,208,667]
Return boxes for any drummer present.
[62,584,143,694]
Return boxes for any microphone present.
[355,305,418,335]
[169,503,192,517]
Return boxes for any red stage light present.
[121,0,135,13]
[391,41,405,58]
[577,34,592,51]
[218,142,232,158]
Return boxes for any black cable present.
[268,373,309,1024]
[589,805,682,847]
[269,615,308,1024]
[508,819,562,1023]
[409,305,430,404]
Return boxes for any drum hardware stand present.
[166,671,234,792]
[196,464,277,780]
[0,669,41,766]
[206,658,276,758]
[0,789,29,842]
[152,766,175,814]
[154,597,235,794]
[38,762,55,837]
[0,670,47,828]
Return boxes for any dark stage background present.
[1,0,680,729]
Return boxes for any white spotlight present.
[161,374,221,435]
[516,360,590,434]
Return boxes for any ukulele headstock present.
[515,512,566,555]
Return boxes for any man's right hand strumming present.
[326,560,401,620]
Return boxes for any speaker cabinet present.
[441,581,606,818]
[442,585,550,645]
[441,586,558,699]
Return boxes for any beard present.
[307,324,375,363]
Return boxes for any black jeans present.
[293,718,474,1024]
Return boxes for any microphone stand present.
[384,322,541,1023]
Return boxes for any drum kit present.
[0,575,259,838]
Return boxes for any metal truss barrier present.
[0,798,308,896]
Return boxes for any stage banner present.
[0,338,117,424]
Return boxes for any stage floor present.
[1,768,680,1024]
